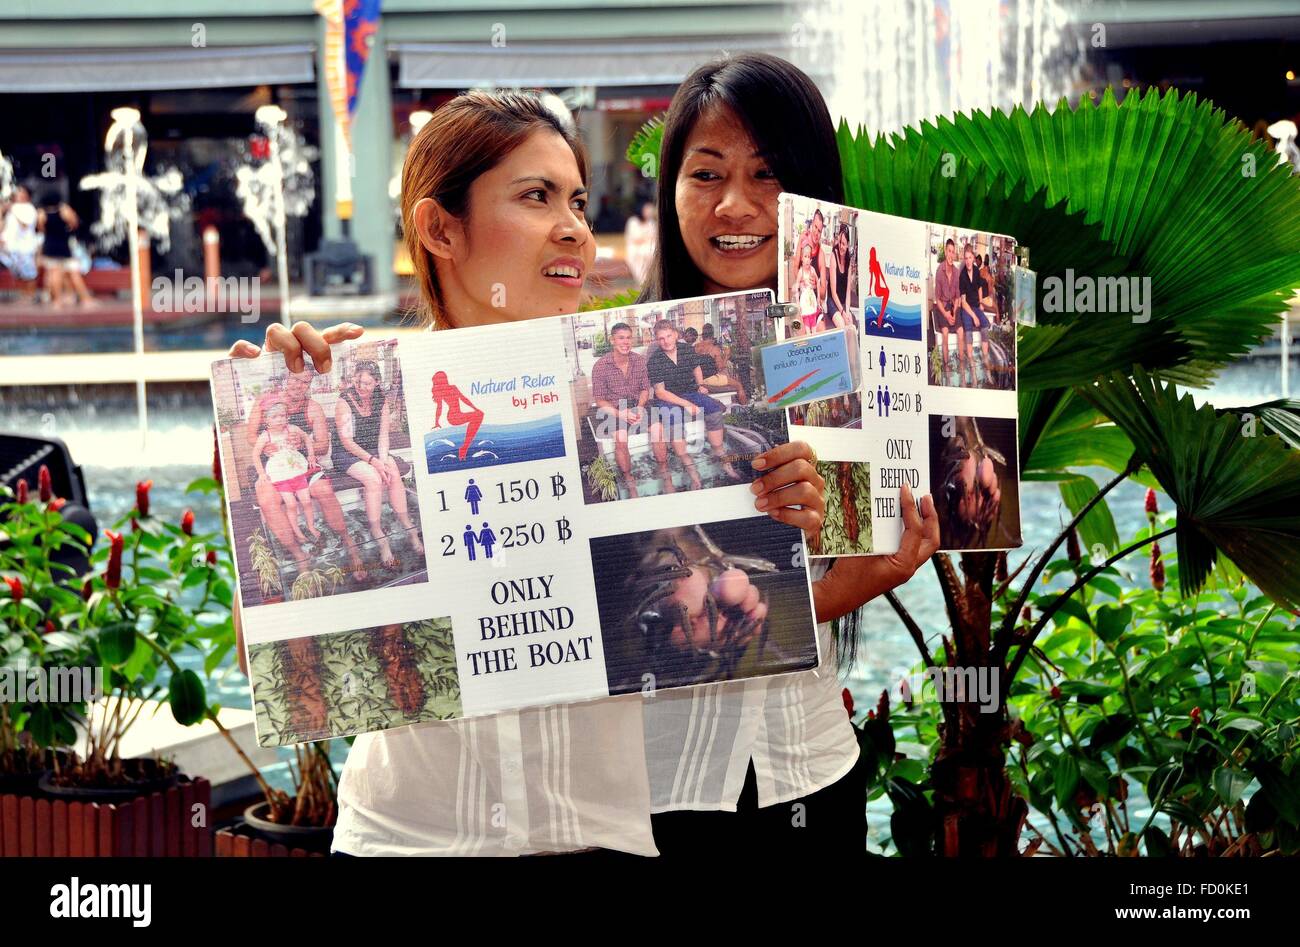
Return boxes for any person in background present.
[0,186,40,302]
[932,237,962,374]
[36,192,95,308]
[693,322,748,404]
[590,321,659,498]
[624,200,657,284]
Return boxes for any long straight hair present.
[639,53,844,306]
[401,90,590,329]
[639,54,864,672]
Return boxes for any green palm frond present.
[626,115,665,177]
[1219,398,1300,450]
[1085,367,1300,608]
[840,87,1300,389]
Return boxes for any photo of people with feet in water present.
[212,339,427,606]
[926,226,1017,390]
[565,291,789,503]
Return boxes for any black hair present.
[639,53,844,305]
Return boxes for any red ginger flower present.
[136,480,152,518]
[4,576,21,600]
[1149,541,1166,593]
[82,579,94,601]
[43,620,55,635]
[206,549,217,566]
[1144,488,1158,517]
[38,465,52,502]
[1190,707,1202,725]
[841,687,854,718]
[16,479,28,504]
[105,531,124,590]
[48,497,66,513]
[181,509,195,536]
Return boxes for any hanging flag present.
[345,0,382,118]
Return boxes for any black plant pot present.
[38,758,179,803]
[242,801,335,850]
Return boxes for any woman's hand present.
[811,482,940,622]
[751,441,825,534]
[227,321,365,372]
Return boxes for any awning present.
[0,45,315,93]
[396,37,798,89]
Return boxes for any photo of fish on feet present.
[592,516,818,693]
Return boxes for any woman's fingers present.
[320,322,366,346]
[751,456,823,498]
[752,440,816,473]
[291,322,338,374]
[228,339,261,360]
[262,323,305,371]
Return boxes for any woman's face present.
[675,104,782,295]
[434,129,594,327]
[355,370,378,395]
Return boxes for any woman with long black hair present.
[639,53,940,856]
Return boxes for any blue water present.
[423,414,566,473]
[864,299,924,341]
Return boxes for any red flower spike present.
[866,710,875,720]
[181,509,195,536]
[1144,488,1158,517]
[135,480,152,518]
[206,549,217,566]
[841,687,854,718]
[43,620,55,635]
[4,576,21,601]
[1149,541,1166,593]
[1190,707,1202,725]
[48,497,66,513]
[38,465,52,503]
[16,479,28,504]
[82,578,94,601]
[1050,685,1062,701]
[105,531,124,590]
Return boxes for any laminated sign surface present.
[211,290,820,746]
[775,192,1024,557]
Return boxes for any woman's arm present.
[377,397,391,462]
[812,483,940,622]
[335,399,366,460]
[252,431,270,478]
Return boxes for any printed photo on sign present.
[808,461,874,556]
[211,340,427,608]
[248,618,459,746]
[592,517,818,694]
[926,226,1017,391]
[780,193,861,336]
[928,414,1022,551]
[565,292,790,504]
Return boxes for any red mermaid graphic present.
[430,370,484,461]
[868,246,891,328]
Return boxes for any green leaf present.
[1054,753,1080,808]
[1094,604,1133,644]
[1085,367,1300,609]
[98,621,137,666]
[168,669,206,726]
[1059,474,1121,555]
[1213,767,1253,806]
